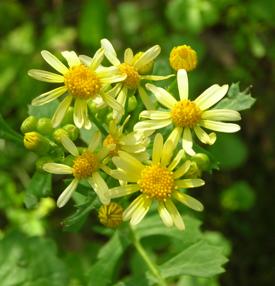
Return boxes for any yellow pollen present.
[64,64,101,99]
[171,99,202,128]
[103,134,118,156]
[169,45,197,71]
[98,202,123,228]
[72,150,98,179]
[119,63,140,89]
[138,164,174,200]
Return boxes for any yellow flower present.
[103,118,150,161]
[169,45,197,71]
[98,202,123,228]
[43,132,112,208]
[134,69,241,155]
[109,133,205,230]
[28,49,125,129]
[100,39,173,119]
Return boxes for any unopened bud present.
[20,116,37,134]
[128,96,137,112]
[24,132,50,154]
[63,124,79,141]
[37,117,53,136]
[53,128,69,143]
[185,161,201,178]
[169,45,197,71]
[193,153,210,171]
[98,202,123,228]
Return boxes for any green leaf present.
[0,112,23,144]
[78,0,108,47]
[209,134,248,170]
[87,231,130,286]
[0,231,68,286]
[24,171,52,209]
[220,181,256,211]
[214,83,256,111]
[62,193,98,232]
[158,240,228,279]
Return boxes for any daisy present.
[134,69,241,155]
[108,133,205,230]
[103,118,151,161]
[99,39,173,116]
[43,132,112,208]
[28,49,125,129]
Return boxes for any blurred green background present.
[0,0,274,285]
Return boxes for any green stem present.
[131,227,167,286]
[89,112,108,136]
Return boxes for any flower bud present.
[63,124,79,141]
[23,132,50,154]
[37,117,53,136]
[98,202,123,228]
[128,96,137,112]
[184,161,201,178]
[193,153,210,171]
[20,116,38,134]
[53,128,69,143]
[133,52,154,74]
[169,45,197,71]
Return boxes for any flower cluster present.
[22,41,242,230]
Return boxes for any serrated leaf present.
[0,112,23,144]
[0,232,68,286]
[214,83,256,111]
[87,231,130,286]
[158,240,228,280]
[24,171,52,209]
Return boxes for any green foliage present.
[0,232,68,286]
[0,113,23,144]
[215,83,256,111]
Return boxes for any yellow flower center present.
[169,45,197,71]
[138,164,174,200]
[98,202,123,228]
[72,150,98,179]
[119,63,140,89]
[103,134,118,156]
[171,99,202,128]
[64,64,101,99]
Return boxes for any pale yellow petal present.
[134,119,172,131]
[110,169,138,182]
[101,38,121,66]
[173,160,191,179]
[140,110,171,120]
[168,149,185,171]
[117,151,145,172]
[146,83,177,109]
[161,139,174,167]
[202,109,241,121]
[51,95,73,128]
[164,200,185,230]
[124,48,134,64]
[43,163,73,174]
[158,202,173,227]
[41,50,68,74]
[123,195,144,221]
[61,51,81,67]
[141,74,174,81]
[28,69,64,83]
[31,86,67,106]
[200,120,241,133]
[138,86,154,110]
[73,98,86,128]
[152,133,163,164]
[134,45,161,70]
[89,48,105,70]
[195,84,228,111]
[79,54,92,66]
[109,184,140,198]
[60,134,79,156]
[194,126,216,145]
[101,92,124,115]
[182,127,195,156]
[88,131,101,152]
[177,69,189,100]
[57,179,78,208]
[175,178,205,188]
[88,172,110,205]
[173,191,204,211]
[130,196,152,225]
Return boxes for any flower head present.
[134,69,241,155]
[28,49,125,129]
[43,132,112,207]
[98,202,123,228]
[109,133,205,230]
[169,45,197,71]
[100,39,173,119]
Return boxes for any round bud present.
[37,117,53,136]
[193,153,210,171]
[53,128,69,143]
[169,45,197,71]
[63,124,79,141]
[20,116,38,134]
[128,96,137,112]
[98,202,123,228]
[23,132,50,155]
